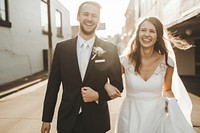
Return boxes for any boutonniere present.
[91,46,106,60]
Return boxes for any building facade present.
[0,0,71,85]
[123,0,200,76]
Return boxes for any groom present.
[41,1,123,133]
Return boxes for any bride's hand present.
[165,100,168,112]
[164,97,177,112]
[104,83,121,99]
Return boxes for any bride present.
[105,17,196,133]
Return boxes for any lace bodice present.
[120,55,174,99]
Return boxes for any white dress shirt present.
[77,35,95,79]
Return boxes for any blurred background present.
[0,0,199,86]
[0,0,200,132]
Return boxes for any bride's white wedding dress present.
[115,55,196,133]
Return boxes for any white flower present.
[91,47,106,60]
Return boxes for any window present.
[0,0,11,27]
[0,0,5,21]
[41,0,48,34]
[56,10,63,37]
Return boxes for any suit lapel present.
[69,37,82,82]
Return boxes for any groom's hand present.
[81,87,99,102]
[41,122,50,133]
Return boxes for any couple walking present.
[41,1,196,133]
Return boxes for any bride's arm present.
[163,66,176,112]
[104,65,124,99]
[163,66,175,97]
[104,82,121,99]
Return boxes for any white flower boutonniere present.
[91,46,106,60]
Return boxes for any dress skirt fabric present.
[115,96,195,133]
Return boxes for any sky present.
[58,0,130,37]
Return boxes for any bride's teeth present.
[143,38,150,42]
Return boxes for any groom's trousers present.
[71,113,106,133]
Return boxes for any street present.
[0,80,124,133]
[0,80,54,133]
[0,79,199,133]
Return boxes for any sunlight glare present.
[58,0,129,37]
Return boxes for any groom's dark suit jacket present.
[42,36,123,133]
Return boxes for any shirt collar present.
[77,34,95,48]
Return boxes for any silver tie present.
[80,43,89,80]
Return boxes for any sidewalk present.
[0,71,48,99]
[0,73,199,132]
[191,93,200,132]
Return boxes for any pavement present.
[0,72,199,132]
[0,71,48,99]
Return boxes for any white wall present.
[0,0,71,85]
[51,0,71,49]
